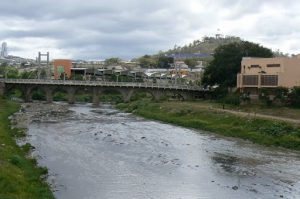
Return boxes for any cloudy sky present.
[0,0,299,60]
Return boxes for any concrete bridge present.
[0,78,209,106]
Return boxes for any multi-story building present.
[0,42,8,58]
[237,55,300,97]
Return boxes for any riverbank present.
[116,100,300,150]
[21,102,300,198]
[0,98,54,199]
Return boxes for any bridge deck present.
[0,78,207,91]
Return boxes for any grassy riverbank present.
[117,100,300,150]
[0,98,54,199]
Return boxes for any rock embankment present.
[11,102,72,129]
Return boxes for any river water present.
[25,103,300,199]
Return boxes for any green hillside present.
[163,35,242,55]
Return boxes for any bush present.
[53,92,67,101]
[211,86,228,100]
[221,93,240,105]
[288,87,300,108]
[258,122,293,136]
[22,143,35,153]
[259,88,273,106]
[258,87,289,106]
[32,89,46,101]
[9,155,24,168]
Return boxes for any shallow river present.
[26,103,300,199]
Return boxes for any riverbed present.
[22,103,300,199]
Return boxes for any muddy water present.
[26,103,300,199]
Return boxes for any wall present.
[53,59,72,80]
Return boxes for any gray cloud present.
[1,0,300,59]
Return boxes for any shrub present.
[288,87,300,108]
[221,93,240,105]
[22,143,35,153]
[211,86,228,100]
[9,155,24,168]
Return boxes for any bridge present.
[0,78,210,106]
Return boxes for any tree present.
[138,55,157,68]
[19,70,37,79]
[202,41,273,88]
[5,66,19,78]
[0,62,8,76]
[104,57,121,66]
[157,56,174,69]
[184,58,198,70]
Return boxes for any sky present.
[0,0,299,60]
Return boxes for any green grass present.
[0,97,54,199]
[117,100,300,150]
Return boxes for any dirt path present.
[213,107,300,125]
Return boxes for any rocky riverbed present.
[11,102,73,129]
[12,102,300,199]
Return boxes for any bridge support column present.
[24,86,33,102]
[45,88,53,103]
[92,87,100,107]
[0,82,5,96]
[123,89,133,102]
[180,91,195,101]
[67,87,76,104]
[152,90,164,101]
[116,88,134,103]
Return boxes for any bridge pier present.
[151,90,164,101]
[92,87,100,107]
[45,88,53,103]
[67,87,76,104]
[180,91,195,101]
[0,82,4,96]
[24,86,33,102]
[118,88,134,102]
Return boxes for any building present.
[237,55,300,97]
[0,42,8,58]
[169,53,211,59]
[53,59,72,79]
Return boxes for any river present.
[23,103,300,199]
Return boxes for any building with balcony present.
[237,55,300,97]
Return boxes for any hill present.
[134,35,242,68]
[135,35,287,68]
[162,35,242,55]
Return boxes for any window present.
[250,65,260,68]
[267,64,280,67]
[261,75,278,86]
[243,75,258,85]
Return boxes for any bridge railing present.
[0,78,206,91]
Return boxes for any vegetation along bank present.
[117,100,300,151]
[0,98,54,199]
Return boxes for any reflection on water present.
[26,103,300,199]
